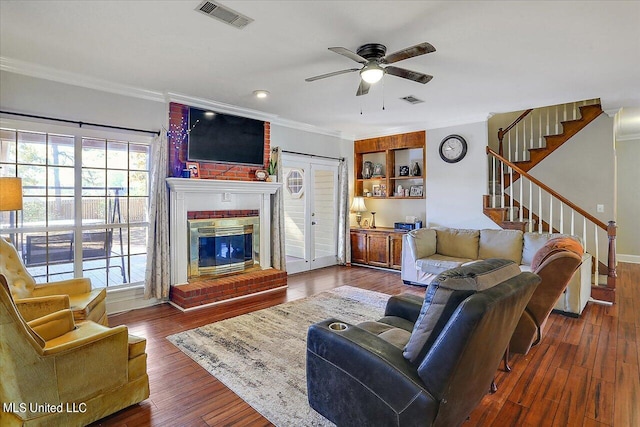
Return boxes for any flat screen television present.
[187,107,265,166]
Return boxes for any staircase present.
[484,99,616,303]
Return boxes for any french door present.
[282,154,339,274]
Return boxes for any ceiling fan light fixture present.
[360,64,384,84]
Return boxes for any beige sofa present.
[401,227,592,316]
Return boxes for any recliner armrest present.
[307,319,435,409]
[384,294,424,324]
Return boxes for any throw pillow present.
[403,259,521,364]
[531,237,584,271]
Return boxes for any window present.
[0,126,151,288]
[285,168,304,198]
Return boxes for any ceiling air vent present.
[195,1,254,29]
[400,95,424,105]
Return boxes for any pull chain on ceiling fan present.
[305,42,435,96]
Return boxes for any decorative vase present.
[370,212,376,229]
[410,162,421,177]
[362,161,373,179]
[268,175,277,182]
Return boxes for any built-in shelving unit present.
[354,131,426,200]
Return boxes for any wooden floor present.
[97,263,640,426]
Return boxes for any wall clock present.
[439,134,467,163]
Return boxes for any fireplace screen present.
[188,217,259,277]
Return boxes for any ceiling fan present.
[305,42,436,96]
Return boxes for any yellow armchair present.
[0,274,149,427]
[0,237,107,325]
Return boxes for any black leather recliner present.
[307,259,540,427]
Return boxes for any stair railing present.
[487,147,616,299]
[497,99,600,163]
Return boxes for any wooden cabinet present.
[354,131,426,200]
[350,228,407,270]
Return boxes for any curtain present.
[270,146,287,271]
[337,159,350,265]
[144,130,171,299]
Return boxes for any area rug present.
[167,286,391,426]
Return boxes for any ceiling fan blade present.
[384,66,433,84]
[356,80,370,96]
[305,68,359,82]
[381,42,436,64]
[328,47,368,64]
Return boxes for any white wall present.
[616,137,640,260]
[426,121,499,229]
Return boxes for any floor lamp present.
[0,177,23,244]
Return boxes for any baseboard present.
[106,285,163,315]
[618,254,640,264]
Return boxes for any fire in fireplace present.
[188,217,260,277]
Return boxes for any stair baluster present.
[484,147,616,303]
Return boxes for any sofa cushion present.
[522,232,580,265]
[403,259,521,364]
[408,228,437,259]
[531,237,584,271]
[416,254,473,275]
[478,229,524,264]
[435,227,480,260]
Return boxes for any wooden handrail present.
[487,146,608,230]
[497,109,533,156]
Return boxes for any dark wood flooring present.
[97,263,640,426]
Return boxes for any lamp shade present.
[0,177,23,211]
[350,196,367,213]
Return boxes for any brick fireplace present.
[166,178,286,310]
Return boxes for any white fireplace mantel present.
[166,178,281,286]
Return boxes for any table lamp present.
[350,196,367,228]
[0,177,23,211]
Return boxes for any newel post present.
[607,220,617,290]
[497,128,505,157]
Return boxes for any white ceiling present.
[1,1,639,139]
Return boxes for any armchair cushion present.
[415,253,472,275]
[403,259,521,364]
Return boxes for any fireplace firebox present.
[188,217,260,277]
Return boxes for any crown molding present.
[1,56,165,103]
[604,107,621,118]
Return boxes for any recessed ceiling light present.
[204,111,216,117]
[253,90,270,99]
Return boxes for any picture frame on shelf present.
[372,184,381,197]
[409,184,423,197]
[380,184,387,197]
[399,165,410,176]
[186,162,200,179]
[372,163,384,177]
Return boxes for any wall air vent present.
[400,95,424,105]
[195,1,254,29]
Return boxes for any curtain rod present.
[0,110,161,136]
[280,149,344,162]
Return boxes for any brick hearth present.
[169,269,287,310]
